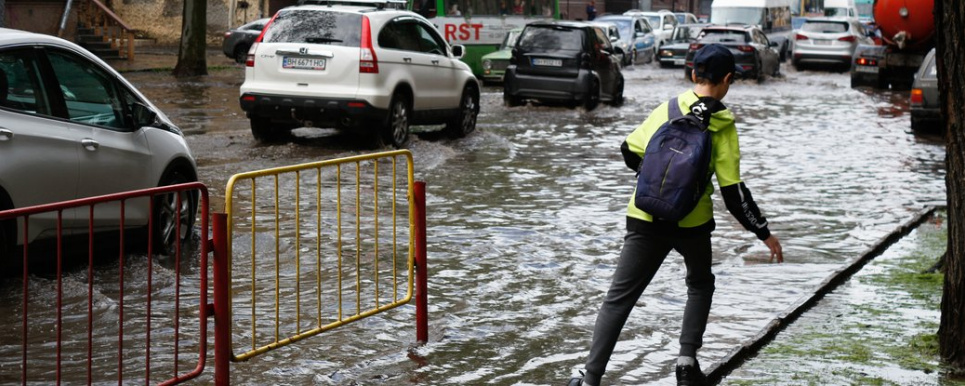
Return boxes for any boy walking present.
[571,44,783,386]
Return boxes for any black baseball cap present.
[693,44,744,83]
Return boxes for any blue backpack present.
[633,97,712,222]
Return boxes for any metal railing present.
[0,183,209,385]
[78,0,136,61]
[220,150,420,363]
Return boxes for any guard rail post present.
[212,212,230,385]
[414,181,428,344]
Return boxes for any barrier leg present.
[414,182,428,344]
[212,213,230,385]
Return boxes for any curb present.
[704,205,943,385]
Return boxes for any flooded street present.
[1,62,947,385]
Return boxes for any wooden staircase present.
[73,0,136,61]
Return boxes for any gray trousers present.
[583,226,715,385]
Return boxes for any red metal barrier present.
[414,181,428,344]
[0,183,209,385]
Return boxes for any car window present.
[518,27,584,51]
[0,48,53,117]
[414,22,448,55]
[46,49,129,130]
[261,9,362,46]
[922,56,938,79]
[753,30,768,44]
[802,21,848,33]
[699,30,748,43]
[664,15,676,27]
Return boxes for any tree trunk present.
[172,0,207,77]
[937,0,965,375]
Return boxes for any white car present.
[0,28,198,260]
[623,9,678,51]
[239,0,480,147]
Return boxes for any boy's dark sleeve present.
[621,140,642,171]
[721,182,772,240]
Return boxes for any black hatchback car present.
[503,21,624,110]
[684,25,781,82]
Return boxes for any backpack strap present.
[667,96,682,120]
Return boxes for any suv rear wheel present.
[610,77,624,106]
[583,79,600,111]
[382,92,411,148]
[444,86,479,138]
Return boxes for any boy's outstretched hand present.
[764,235,783,263]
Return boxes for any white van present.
[710,0,793,60]
[823,0,859,18]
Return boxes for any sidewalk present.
[106,45,239,73]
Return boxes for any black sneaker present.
[567,370,585,386]
[676,361,707,386]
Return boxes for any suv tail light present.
[795,33,808,40]
[246,42,258,67]
[736,45,754,52]
[248,13,279,68]
[360,16,379,74]
[910,88,923,106]
[689,43,703,51]
[838,35,856,42]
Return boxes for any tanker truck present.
[850,0,934,89]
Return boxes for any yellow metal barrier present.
[224,150,415,361]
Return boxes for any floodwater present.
[0,62,947,385]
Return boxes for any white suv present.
[239,0,480,147]
[624,9,679,51]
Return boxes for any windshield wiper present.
[305,37,342,43]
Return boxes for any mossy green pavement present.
[722,210,965,386]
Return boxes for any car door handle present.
[0,128,12,142]
[432,60,439,65]
[81,138,99,151]
[403,57,412,63]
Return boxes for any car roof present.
[525,20,594,29]
[0,28,69,46]
[704,24,755,31]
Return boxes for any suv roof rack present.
[297,0,407,10]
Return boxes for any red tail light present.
[689,43,703,51]
[245,42,258,67]
[736,45,754,52]
[360,16,379,74]
[224,31,232,38]
[838,35,856,42]
[855,57,877,66]
[910,88,924,105]
[248,13,279,68]
[795,33,808,40]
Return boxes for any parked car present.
[658,23,709,68]
[0,28,198,259]
[685,25,781,82]
[222,18,270,63]
[594,14,657,65]
[623,9,678,51]
[480,28,523,83]
[792,17,874,70]
[239,0,480,147]
[673,12,699,25]
[503,20,624,110]
[910,48,939,133]
[592,22,629,66]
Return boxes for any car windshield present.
[699,30,748,43]
[261,10,362,46]
[711,7,763,25]
[518,26,584,51]
[645,15,661,26]
[923,56,938,79]
[802,21,848,33]
[672,25,702,42]
[500,30,522,50]
[824,7,850,17]
[601,19,633,39]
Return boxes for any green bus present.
[409,0,561,77]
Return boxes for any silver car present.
[792,17,874,70]
[0,28,198,260]
[594,15,657,66]
[910,48,939,133]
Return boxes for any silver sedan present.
[792,17,875,70]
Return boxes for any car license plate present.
[283,56,326,70]
[855,65,879,74]
[814,39,831,45]
[673,59,684,65]
[532,58,562,67]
